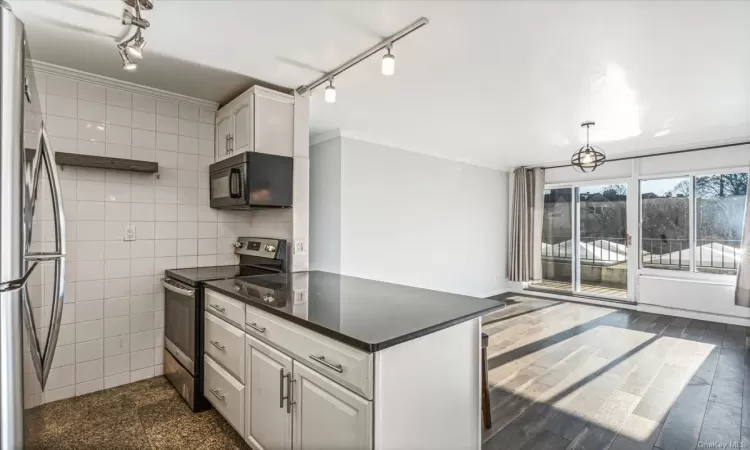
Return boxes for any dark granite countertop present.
[204,271,504,352]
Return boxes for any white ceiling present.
[11,0,750,169]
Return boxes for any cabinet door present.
[253,92,294,157]
[246,334,293,450]
[215,113,233,161]
[292,362,372,450]
[232,101,251,155]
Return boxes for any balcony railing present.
[642,238,741,270]
[542,237,741,270]
[541,237,626,264]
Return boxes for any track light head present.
[122,9,150,28]
[125,30,146,59]
[381,46,395,76]
[118,45,137,71]
[324,79,336,103]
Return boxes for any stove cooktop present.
[165,265,275,287]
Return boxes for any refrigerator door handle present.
[22,123,66,390]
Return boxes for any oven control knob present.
[264,245,276,253]
[234,285,241,291]
[233,242,243,248]
[263,294,275,303]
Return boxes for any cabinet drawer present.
[204,355,245,436]
[205,289,245,328]
[245,306,373,399]
[205,313,245,382]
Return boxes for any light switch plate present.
[124,224,136,241]
[294,240,305,254]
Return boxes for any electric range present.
[162,237,287,411]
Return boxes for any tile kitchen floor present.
[27,376,248,450]
[482,294,750,450]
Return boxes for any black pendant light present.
[571,121,606,173]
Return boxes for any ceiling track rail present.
[540,140,750,170]
[296,17,429,96]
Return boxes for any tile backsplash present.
[24,69,292,407]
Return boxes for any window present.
[695,172,748,274]
[640,172,748,275]
[641,177,690,271]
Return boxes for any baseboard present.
[506,288,750,327]
[480,288,509,299]
[507,288,638,310]
[637,303,750,327]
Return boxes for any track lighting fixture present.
[324,79,336,103]
[118,44,137,71]
[381,45,395,76]
[296,17,429,103]
[117,0,152,71]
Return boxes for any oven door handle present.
[229,168,242,199]
[161,278,195,296]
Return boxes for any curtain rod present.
[539,140,750,170]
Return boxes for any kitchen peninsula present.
[202,271,503,450]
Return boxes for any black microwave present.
[209,152,293,209]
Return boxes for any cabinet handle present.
[209,388,225,400]
[229,134,234,153]
[245,322,266,334]
[309,354,344,373]
[209,340,225,350]
[287,376,296,414]
[279,368,290,409]
[209,304,226,314]
[225,134,230,155]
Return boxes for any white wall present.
[310,136,508,298]
[309,138,342,273]
[24,66,294,407]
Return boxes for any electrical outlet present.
[294,290,307,305]
[294,240,306,254]
[124,224,136,241]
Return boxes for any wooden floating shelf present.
[25,148,159,173]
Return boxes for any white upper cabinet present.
[292,361,372,450]
[253,90,294,157]
[232,102,251,155]
[214,86,294,162]
[216,113,233,160]
[245,334,293,450]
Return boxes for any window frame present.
[638,166,748,282]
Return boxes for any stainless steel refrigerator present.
[0,1,67,447]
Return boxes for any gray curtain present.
[735,172,750,306]
[508,167,545,282]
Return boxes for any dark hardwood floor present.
[481,294,749,450]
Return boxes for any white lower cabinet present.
[204,355,245,436]
[292,362,372,450]
[205,290,373,449]
[245,335,293,450]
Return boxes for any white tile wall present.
[23,70,294,409]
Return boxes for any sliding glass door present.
[577,184,628,299]
[541,188,574,292]
[540,183,630,301]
